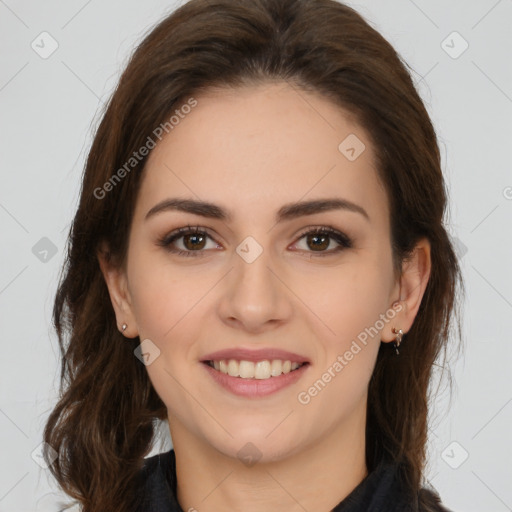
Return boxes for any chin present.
[207,431,304,466]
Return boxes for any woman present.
[43,0,464,510]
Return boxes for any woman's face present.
[105,81,413,462]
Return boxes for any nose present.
[216,244,293,333]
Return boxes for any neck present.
[169,403,368,512]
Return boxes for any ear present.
[381,237,431,343]
[97,241,139,338]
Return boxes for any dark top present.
[137,449,453,512]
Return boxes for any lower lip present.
[201,362,310,398]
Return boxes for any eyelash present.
[156,224,353,258]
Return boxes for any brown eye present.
[157,225,220,257]
[182,232,207,250]
[292,227,353,256]
[305,232,330,251]
[157,225,352,258]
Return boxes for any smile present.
[201,359,310,398]
[205,359,307,379]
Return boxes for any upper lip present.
[201,347,310,364]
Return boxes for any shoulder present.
[58,451,178,512]
[418,486,455,512]
[141,449,175,475]
[388,460,455,512]
[135,449,180,512]
[375,461,455,512]
[138,448,176,493]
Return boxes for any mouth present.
[201,358,310,397]
[203,359,309,380]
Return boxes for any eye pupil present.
[184,234,206,250]
[308,234,329,251]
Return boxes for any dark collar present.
[137,449,449,512]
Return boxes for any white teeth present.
[210,359,305,379]
[254,361,270,379]
[239,360,255,378]
[271,359,282,376]
[227,359,239,377]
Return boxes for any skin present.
[98,81,431,512]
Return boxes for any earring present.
[392,327,403,355]
[121,323,128,333]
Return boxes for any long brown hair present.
[43,0,464,510]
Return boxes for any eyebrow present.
[144,197,370,223]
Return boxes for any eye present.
[157,225,220,257]
[291,226,353,257]
[157,224,353,258]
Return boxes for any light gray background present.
[1,0,511,511]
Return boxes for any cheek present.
[296,275,387,420]
[300,263,390,398]
[126,249,211,382]
[127,245,201,341]
[293,259,392,345]
[129,270,207,428]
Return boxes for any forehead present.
[135,82,388,228]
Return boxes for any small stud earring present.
[121,323,128,333]
[392,327,403,355]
